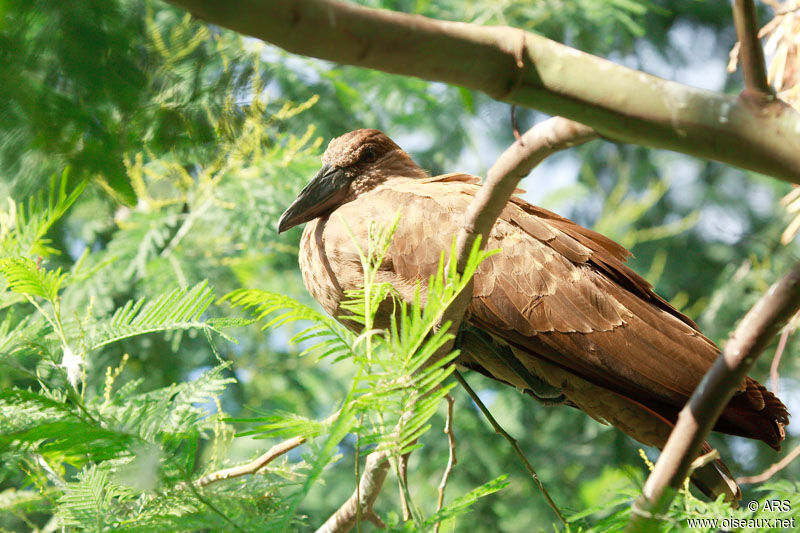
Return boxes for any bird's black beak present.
[278,164,350,233]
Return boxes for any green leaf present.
[5,169,88,258]
[56,465,136,529]
[423,475,509,527]
[457,86,475,114]
[223,288,357,361]
[88,281,217,350]
[0,257,66,302]
[0,488,47,514]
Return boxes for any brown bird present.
[278,128,789,502]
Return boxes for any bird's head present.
[278,128,426,233]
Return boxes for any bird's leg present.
[523,388,568,407]
[458,324,567,406]
[453,321,467,352]
[493,342,566,406]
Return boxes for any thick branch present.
[316,450,390,533]
[169,0,800,183]
[454,118,596,273]
[629,261,800,529]
[732,0,772,95]
[194,436,305,487]
[435,118,596,359]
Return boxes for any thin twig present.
[316,450,390,533]
[453,370,566,524]
[770,327,790,396]
[628,261,800,531]
[738,442,800,484]
[194,436,305,487]
[434,394,457,533]
[777,5,800,16]
[354,415,361,531]
[393,406,423,527]
[177,461,246,532]
[319,407,420,533]
[186,477,246,532]
[510,105,523,145]
[732,0,773,95]
[397,452,412,521]
[393,450,424,527]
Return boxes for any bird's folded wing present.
[351,174,786,446]
[371,175,717,402]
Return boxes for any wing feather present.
[315,175,788,448]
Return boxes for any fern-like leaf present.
[421,475,509,528]
[0,488,47,515]
[56,465,135,529]
[0,314,47,360]
[0,257,66,302]
[223,288,357,360]
[88,281,218,350]
[5,169,88,258]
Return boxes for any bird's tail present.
[688,441,741,505]
[459,333,744,503]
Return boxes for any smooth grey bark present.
[170,0,800,183]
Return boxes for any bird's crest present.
[322,129,403,169]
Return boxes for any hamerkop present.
[278,128,789,502]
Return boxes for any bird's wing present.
[338,174,786,447]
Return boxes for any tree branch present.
[628,261,800,530]
[396,451,412,521]
[433,394,456,533]
[168,0,800,183]
[732,0,772,95]
[453,370,565,524]
[737,442,800,485]
[456,118,597,272]
[435,117,596,359]
[315,449,390,533]
[430,117,592,525]
[194,436,305,487]
[770,327,790,396]
[418,116,590,372]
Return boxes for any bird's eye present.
[362,147,377,163]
